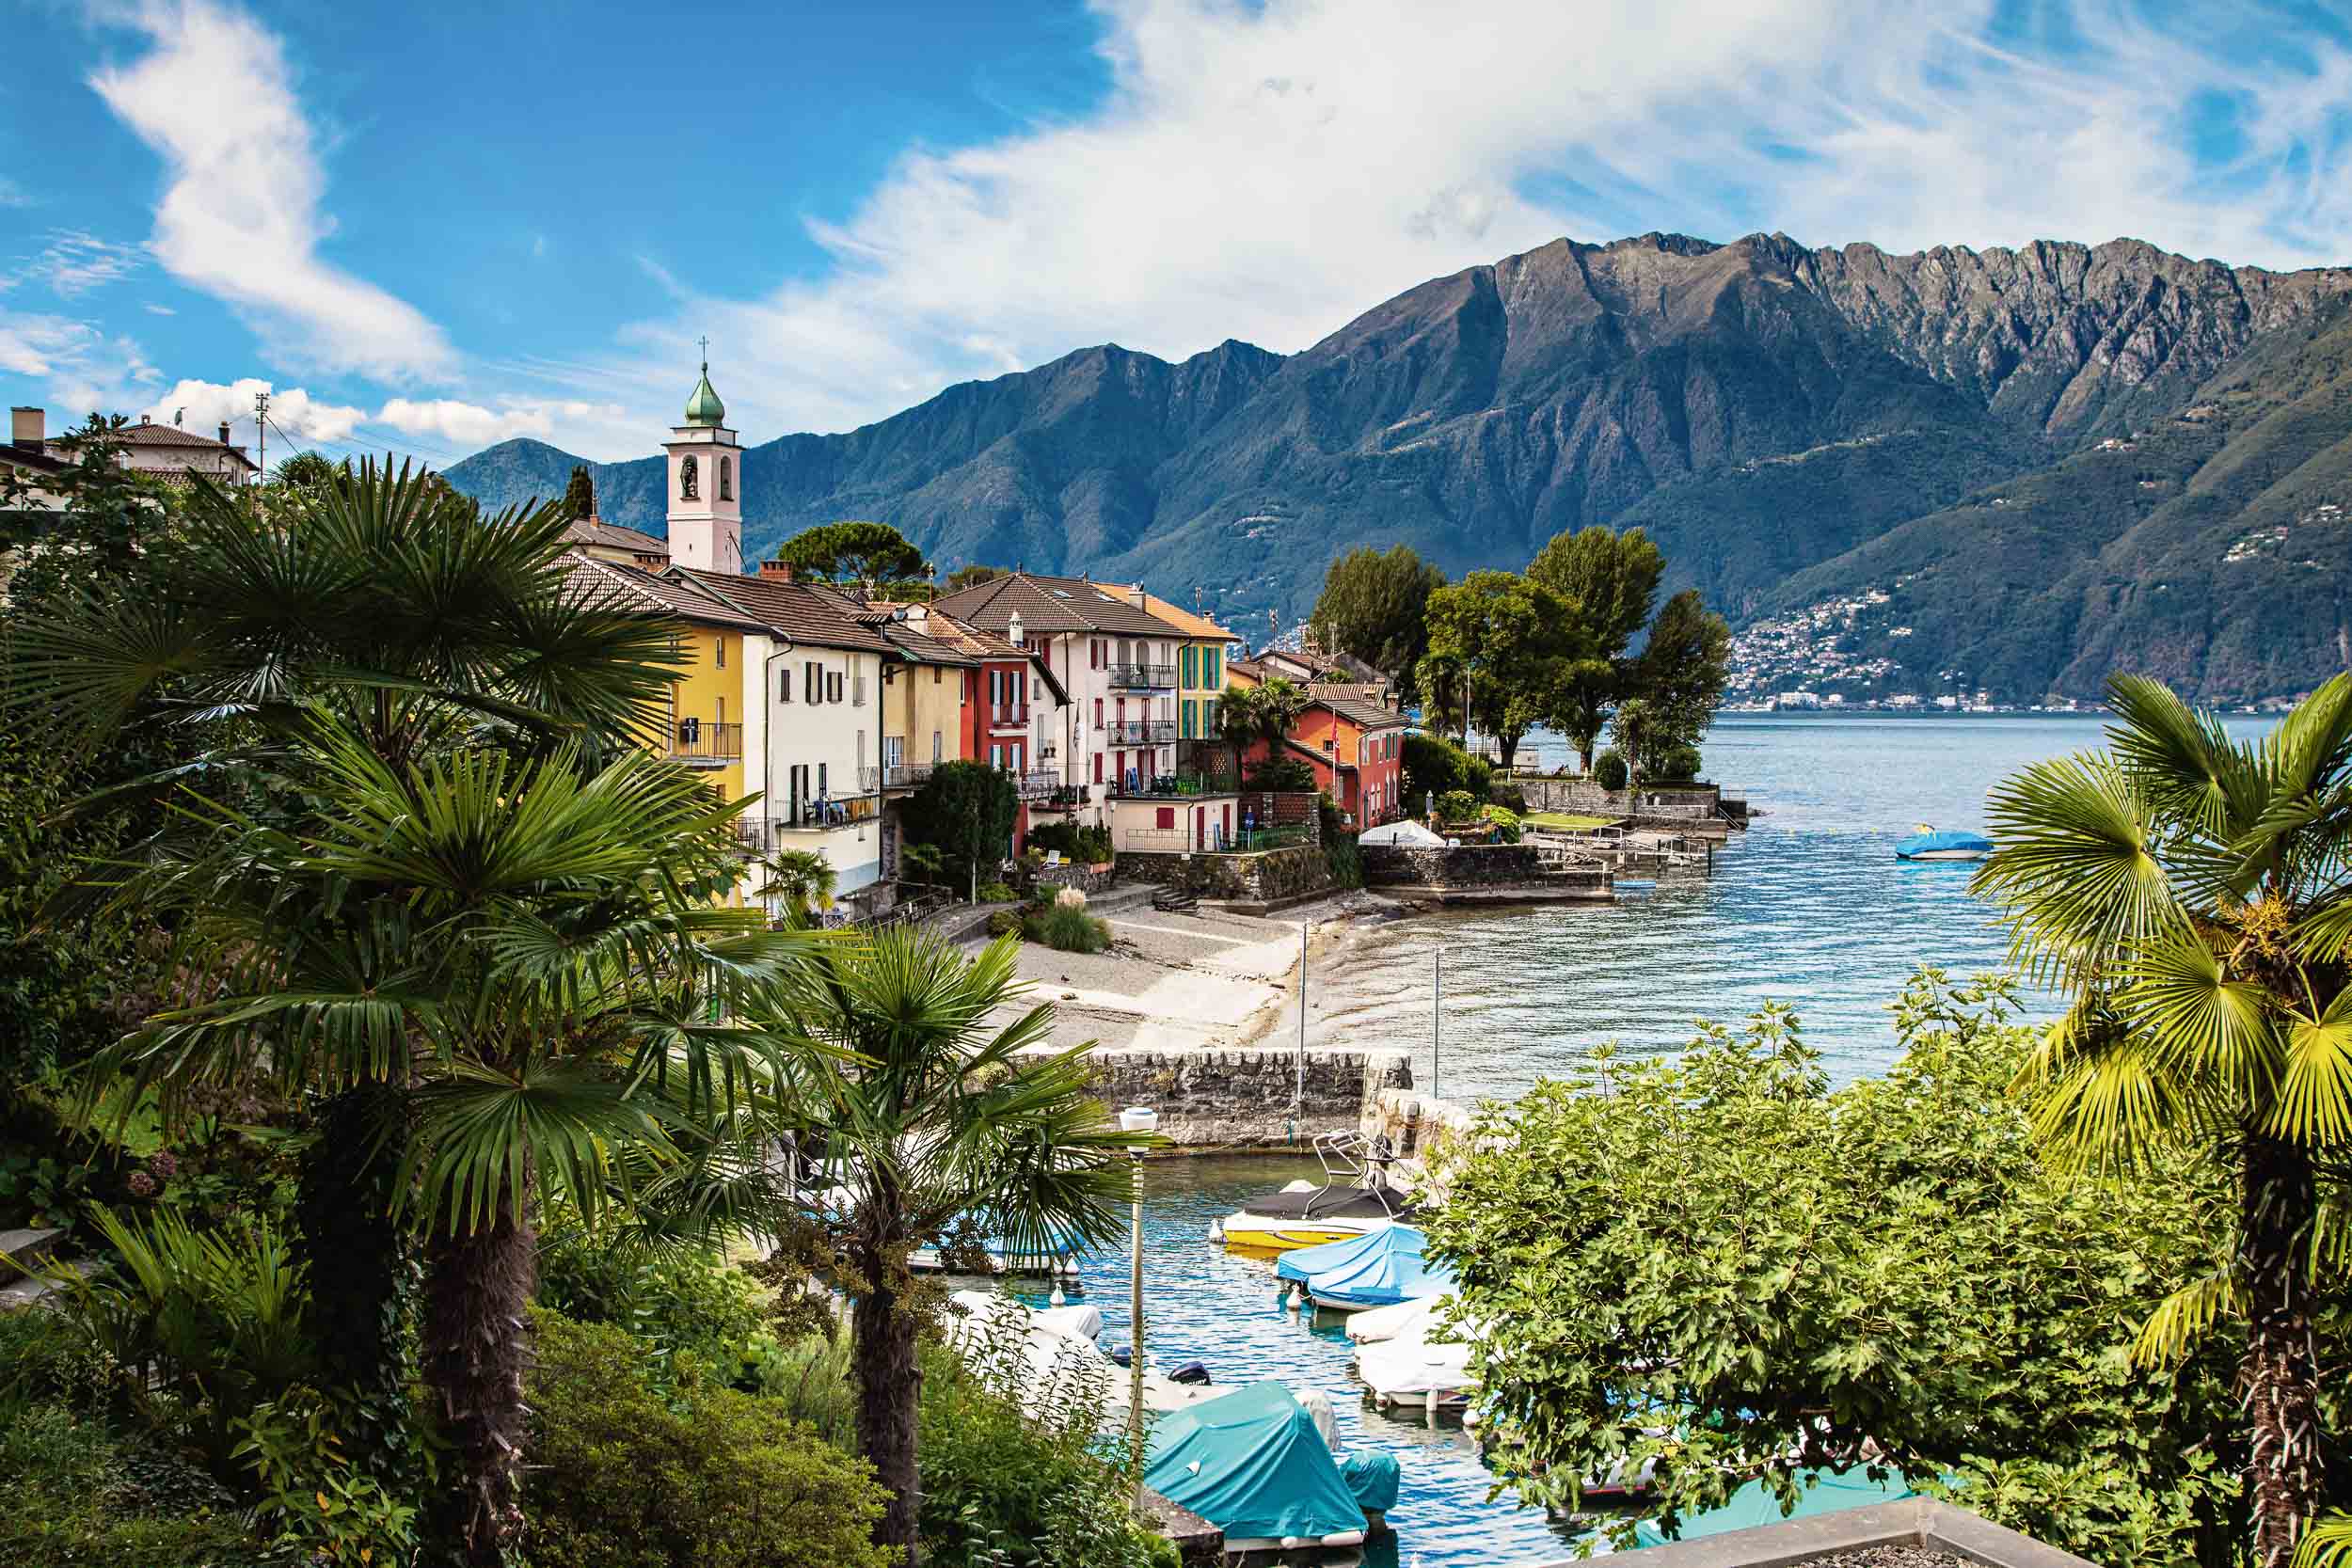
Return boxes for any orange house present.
[1243,693,1408,828]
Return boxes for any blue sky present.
[6,0,2352,468]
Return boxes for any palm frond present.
[1975,752,2185,987]
[2104,673,2256,841]
[2121,924,2282,1106]
[2130,1271,2241,1367]
[402,1057,671,1235]
[2271,985,2352,1148]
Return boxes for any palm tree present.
[1973,673,2352,1567]
[755,927,1150,1557]
[761,847,839,923]
[97,723,817,1561]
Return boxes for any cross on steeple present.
[697,334,709,365]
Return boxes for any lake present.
[1047,712,2280,1567]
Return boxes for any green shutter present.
[1206,647,1220,687]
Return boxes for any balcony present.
[989,704,1028,731]
[735,801,880,851]
[883,761,934,791]
[1107,772,1236,800]
[1109,719,1178,745]
[1012,768,1060,801]
[670,720,742,767]
[1107,662,1177,690]
[1028,783,1090,813]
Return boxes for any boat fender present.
[1286,1284,1304,1311]
[1208,1219,1223,1242]
[1048,1284,1066,1307]
[1168,1360,1211,1385]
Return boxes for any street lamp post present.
[1117,1104,1159,1507]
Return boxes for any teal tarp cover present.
[1632,1469,1914,1545]
[1274,1226,1399,1283]
[1307,1226,1453,1308]
[1340,1449,1401,1513]
[1144,1381,1366,1543]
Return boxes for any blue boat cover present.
[1340,1449,1401,1513]
[1307,1226,1453,1308]
[1632,1469,1915,1545]
[1894,828,1993,858]
[1275,1227,1396,1283]
[1143,1382,1368,1543]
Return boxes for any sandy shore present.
[977,887,1410,1055]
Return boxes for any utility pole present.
[253,389,269,480]
[1432,947,1442,1103]
[1295,920,1308,1111]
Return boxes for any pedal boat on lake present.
[1894,823,1994,863]
[1216,1132,1416,1253]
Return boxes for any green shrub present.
[0,1304,108,1409]
[984,908,1024,939]
[1437,788,1480,823]
[1024,903,1110,954]
[1401,734,1490,811]
[1025,822,1111,864]
[915,1342,1166,1568]
[740,1333,857,1452]
[1244,756,1316,792]
[0,1397,285,1567]
[1593,750,1629,791]
[524,1311,892,1568]
[536,1227,768,1388]
[1325,835,1363,891]
[1486,807,1522,844]
[976,881,1018,904]
[1652,742,1702,781]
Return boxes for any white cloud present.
[611,0,2352,439]
[87,0,455,382]
[0,176,28,209]
[9,230,144,298]
[374,396,628,450]
[140,377,367,447]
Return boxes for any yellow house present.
[557,553,775,874]
[1117,590,1234,747]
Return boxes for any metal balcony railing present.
[1107,662,1177,689]
[1028,784,1089,812]
[1108,773,1228,800]
[853,766,881,794]
[670,720,743,764]
[1109,719,1177,745]
[1012,768,1060,800]
[883,761,933,790]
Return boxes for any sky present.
[6,0,2352,470]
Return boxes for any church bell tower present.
[662,343,741,574]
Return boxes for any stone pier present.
[1089,1046,1411,1149]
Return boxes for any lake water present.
[1040,714,2286,1566]
[1312,712,2277,1092]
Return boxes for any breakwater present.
[1089,1046,1410,1148]
[1361,843,1611,903]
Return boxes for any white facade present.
[741,641,890,896]
[663,423,742,575]
[1020,630,1182,822]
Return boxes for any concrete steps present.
[0,1226,89,1313]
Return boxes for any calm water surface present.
[1316,712,2276,1092]
[1037,715,2286,1565]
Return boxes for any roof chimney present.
[9,406,41,451]
[1008,610,1025,648]
[139,414,151,425]
[758,560,793,581]
[218,421,232,446]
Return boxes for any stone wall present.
[1361,1085,1474,1196]
[1513,777,1722,817]
[1033,861,1115,896]
[1362,843,1546,887]
[1089,1046,1412,1148]
[1117,843,1334,904]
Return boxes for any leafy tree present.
[1213,679,1311,791]
[777,520,929,589]
[1591,749,1628,791]
[1428,972,2318,1562]
[1608,698,1656,795]
[1307,545,1444,704]
[940,563,1008,594]
[899,760,1017,903]
[755,929,1147,1559]
[1400,733,1490,816]
[1528,525,1664,771]
[1973,673,2352,1566]
[1634,589,1730,753]
[1418,571,1585,769]
[562,464,596,521]
[270,450,345,497]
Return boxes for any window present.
[779,667,792,703]
[1181,701,1194,739]
[679,454,698,500]
[1155,807,1175,830]
[1010,743,1023,771]
[1183,646,1198,688]
[1092,697,1104,729]
[1092,753,1103,784]
[805,662,820,705]
[718,455,733,501]
[715,637,726,670]
[818,762,827,797]
[933,666,942,684]
[1205,648,1220,687]
[1090,639,1101,669]
[932,730,943,762]
[828,672,842,703]
[990,744,1002,768]
[1202,699,1218,735]
[988,670,1000,705]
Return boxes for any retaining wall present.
[1362,1085,1475,1200]
[1512,777,1722,817]
[1089,1046,1411,1148]
[1362,843,1545,887]
[1116,843,1334,904]
[1033,862,1116,896]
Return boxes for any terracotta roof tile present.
[562,516,669,555]
[557,555,770,630]
[930,571,1193,639]
[667,567,898,654]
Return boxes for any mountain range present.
[445,231,2352,704]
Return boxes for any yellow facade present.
[884,657,967,773]
[1129,592,1234,748]
[660,623,747,803]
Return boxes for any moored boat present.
[1143,1381,1378,1551]
[1216,1131,1417,1252]
[1894,823,1993,862]
[1275,1223,1452,1311]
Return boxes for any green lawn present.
[1522,811,1617,832]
